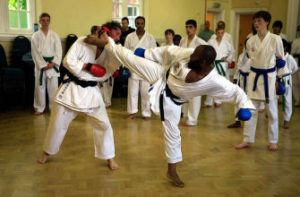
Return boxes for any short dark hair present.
[282,39,291,54]
[165,29,175,36]
[272,20,283,29]
[193,45,216,66]
[102,21,122,31]
[39,12,50,20]
[135,16,145,24]
[121,17,129,23]
[185,19,197,28]
[253,11,271,28]
[217,21,225,28]
[90,25,98,34]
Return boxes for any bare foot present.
[214,103,222,107]
[202,105,212,108]
[166,171,184,188]
[183,123,196,127]
[283,121,289,129]
[126,114,136,120]
[107,159,119,170]
[37,152,49,164]
[106,105,111,109]
[258,109,264,113]
[268,143,278,151]
[142,116,151,121]
[34,111,43,115]
[227,121,241,128]
[235,142,251,149]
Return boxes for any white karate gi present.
[43,37,120,160]
[179,35,207,125]
[205,37,234,106]
[100,77,114,107]
[103,38,255,163]
[281,53,298,121]
[125,31,157,117]
[243,32,289,144]
[232,51,250,119]
[291,38,300,105]
[211,32,234,46]
[31,29,62,112]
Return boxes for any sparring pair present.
[38,22,122,170]
[84,33,255,187]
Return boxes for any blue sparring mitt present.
[237,108,252,121]
[276,81,286,95]
[276,59,286,69]
[134,48,145,57]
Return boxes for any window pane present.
[8,0,18,10]
[128,7,132,16]
[20,0,28,11]
[20,12,28,29]
[9,11,19,28]
[134,7,137,16]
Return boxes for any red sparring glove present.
[229,61,235,69]
[86,63,106,77]
[113,70,119,78]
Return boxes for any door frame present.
[207,8,225,31]
[286,0,299,40]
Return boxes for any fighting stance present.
[85,34,255,187]
[179,19,207,126]
[235,11,289,151]
[38,22,121,170]
[31,13,62,115]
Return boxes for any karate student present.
[291,25,300,106]
[211,21,234,46]
[272,20,287,40]
[205,27,234,107]
[281,39,298,128]
[235,11,289,151]
[37,21,122,171]
[125,16,156,120]
[85,34,255,187]
[161,29,175,46]
[31,13,62,115]
[228,39,251,128]
[179,19,207,126]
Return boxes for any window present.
[0,0,35,37]
[112,0,142,28]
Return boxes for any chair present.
[0,44,26,111]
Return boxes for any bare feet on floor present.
[166,171,184,188]
[268,143,278,151]
[142,116,151,121]
[235,142,251,149]
[202,105,212,108]
[227,121,241,128]
[183,123,196,127]
[126,114,136,120]
[107,159,119,170]
[214,103,221,107]
[34,111,43,115]
[283,121,289,129]
[37,152,49,164]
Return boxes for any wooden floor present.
[0,98,300,197]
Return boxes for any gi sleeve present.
[52,33,63,66]
[63,40,85,76]
[31,34,48,69]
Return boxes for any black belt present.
[62,70,98,88]
[159,69,184,121]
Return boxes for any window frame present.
[0,0,35,38]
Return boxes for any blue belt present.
[250,66,276,103]
[238,70,249,91]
